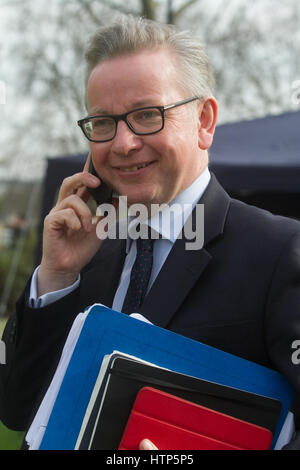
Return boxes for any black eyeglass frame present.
[77,96,200,143]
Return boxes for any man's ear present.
[197,97,218,150]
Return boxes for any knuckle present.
[65,207,75,216]
[65,194,79,204]
[63,172,82,184]
[57,173,86,196]
[57,194,84,210]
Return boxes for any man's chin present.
[119,191,156,210]
[127,198,154,212]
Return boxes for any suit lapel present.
[80,237,126,308]
[141,174,231,327]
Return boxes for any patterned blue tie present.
[122,233,154,314]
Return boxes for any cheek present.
[151,131,178,159]
[90,143,109,168]
[157,134,186,167]
[156,142,184,180]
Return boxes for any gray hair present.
[84,15,214,104]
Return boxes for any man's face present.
[87,48,213,208]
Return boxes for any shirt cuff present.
[29,266,80,309]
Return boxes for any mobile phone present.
[88,159,114,205]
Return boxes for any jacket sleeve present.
[265,230,300,446]
[0,278,82,431]
[0,241,122,432]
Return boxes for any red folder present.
[118,387,273,450]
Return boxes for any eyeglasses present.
[77,96,199,143]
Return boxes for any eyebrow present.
[88,107,109,116]
[88,99,161,116]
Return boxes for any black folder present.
[76,352,282,450]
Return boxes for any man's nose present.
[110,120,143,156]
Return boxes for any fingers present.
[51,194,94,232]
[77,153,93,201]
[50,153,103,235]
[56,170,100,205]
[45,207,82,234]
[83,151,92,173]
[139,439,158,450]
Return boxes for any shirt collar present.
[126,167,211,253]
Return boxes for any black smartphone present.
[88,159,114,205]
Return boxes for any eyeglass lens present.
[83,107,163,141]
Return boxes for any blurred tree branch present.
[97,0,135,16]
[141,0,157,20]
[170,0,199,23]
[77,0,104,25]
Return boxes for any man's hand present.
[37,154,103,296]
[139,439,158,450]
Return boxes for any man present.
[1,15,300,450]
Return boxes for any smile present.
[117,162,153,172]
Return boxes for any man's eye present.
[93,118,112,128]
[134,110,160,121]
[142,111,156,119]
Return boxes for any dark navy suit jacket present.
[1,175,300,448]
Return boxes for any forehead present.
[87,48,184,113]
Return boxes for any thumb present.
[139,439,158,450]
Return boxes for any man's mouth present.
[117,162,154,172]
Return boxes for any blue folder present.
[40,304,293,450]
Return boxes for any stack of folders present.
[77,352,280,450]
[36,304,294,450]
